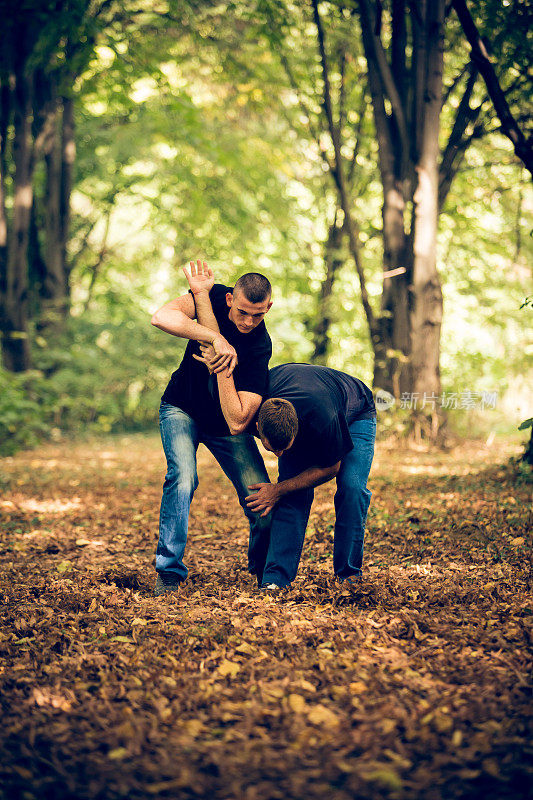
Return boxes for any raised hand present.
[182,259,215,296]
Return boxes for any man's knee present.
[164,464,198,495]
[335,480,371,505]
[251,510,272,529]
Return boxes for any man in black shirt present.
[245,364,376,588]
[151,261,273,596]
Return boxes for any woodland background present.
[0,0,531,454]
[1,4,532,799]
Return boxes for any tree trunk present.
[60,95,74,308]
[359,0,412,395]
[0,80,9,317]
[373,173,412,395]
[408,0,445,417]
[358,0,445,425]
[2,68,32,372]
[312,0,379,357]
[40,100,69,326]
[28,196,47,317]
[34,75,72,330]
[311,216,344,364]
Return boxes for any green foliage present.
[0,369,49,455]
[2,0,531,455]
[0,306,186,455]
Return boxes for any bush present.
[0,312,185,455]
[0,369,49,455]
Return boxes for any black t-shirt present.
[266,363,376,469]
[161,284,272,435]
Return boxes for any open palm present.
[183,259,215,295]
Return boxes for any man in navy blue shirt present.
[244,364,376,588]
[151,261,273,596]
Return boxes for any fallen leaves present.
[306,704,340,728]
[216,659,241,678]
[0,434,531,800]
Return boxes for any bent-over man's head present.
[257,398,298,457]
[226,273,272,334]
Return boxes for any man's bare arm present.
[151,294,218,345]
[151,263,237,365]
[245,462,341,516]
[186,261,264,435]
[182,260,237,374]
[217,379,263,436]
[193,345,263,435]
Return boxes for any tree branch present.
[452,0,533,177]
[358,0,409,164]
[439,64,480,208]
[312,0,376,335]
[441,61,470,109]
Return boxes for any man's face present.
[260,435,295,459]
[226,289,272,334]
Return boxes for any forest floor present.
[0,433,531,800]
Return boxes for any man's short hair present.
[258,398,298,450]
[234,273,271,304]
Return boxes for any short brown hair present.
[258,398,298,450]
[234,273,271,303]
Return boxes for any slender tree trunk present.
[43,102,65,318]
[408,0,445,417]
[312,0,378,354]
[311,216,344,364]
[2,68,32,371]
[0,80,9,316]
[359,0,411,395]
[374,173,412,395]
[60,94,74,308]
[36,84,72,328]
[28,196,46,316]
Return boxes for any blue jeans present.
[260,416,376,587]
[157,402,272,581]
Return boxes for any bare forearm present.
[194,290,220,334]
[151,308,216,344]
[277,465,339,495]
[246,462,340,516]
[193,292,248,432]
[216,373,247,433]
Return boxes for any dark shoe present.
[154,572,182,597]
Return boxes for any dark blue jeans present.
[260,416,376,587]
[156,402,271,581]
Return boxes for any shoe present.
[154,572,182,597]
[260,582,282,592]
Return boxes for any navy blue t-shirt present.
[266,363,376,468]
[161,284,272,435]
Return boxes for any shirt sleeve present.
[232,339,272,397]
